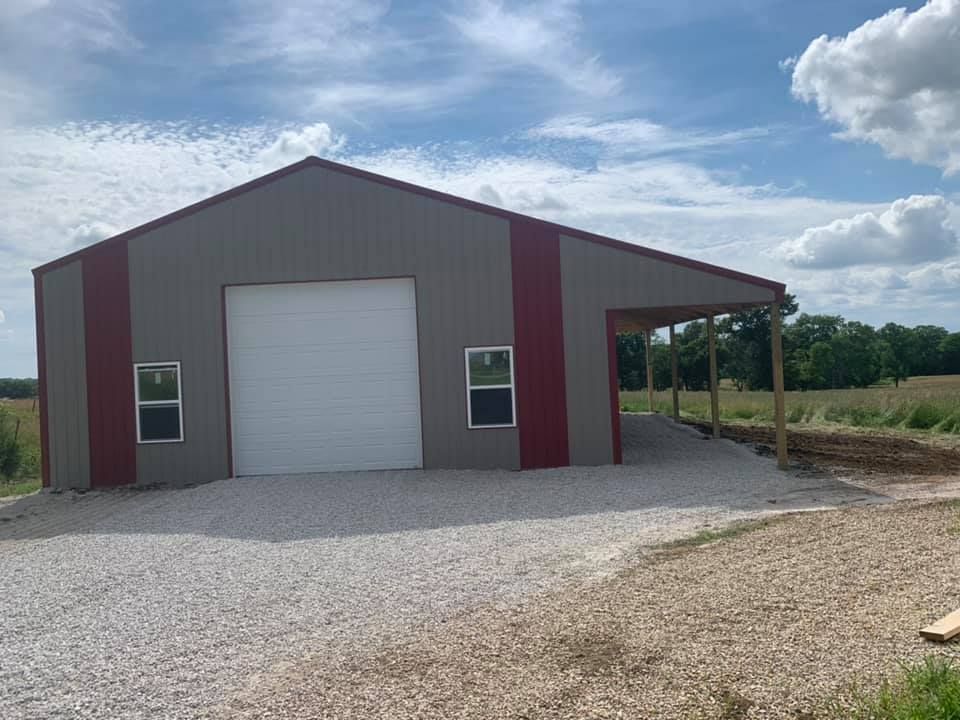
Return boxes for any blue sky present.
[2,0,959,376]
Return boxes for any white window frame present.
[464,345,517,429]
[134,361,184,444]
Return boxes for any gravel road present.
[0,415,879,719]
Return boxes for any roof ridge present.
[32,155,785,300]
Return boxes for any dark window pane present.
[137,366,179,402]
[470,388,514,426]
[139,405,181,441]
[468,350,512,386]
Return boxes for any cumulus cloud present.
[449,0,622,97]
[528,116,769,156]
[778,195,958,269]
[788,0,960,174]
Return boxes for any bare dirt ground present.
[216,500,960,720]
[686,420,960,478]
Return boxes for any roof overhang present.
[613,301,773,332]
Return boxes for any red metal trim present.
[510,220,570,469]
[606,310,623,465]
[34,274,51,488]
[220,286,234,478]
[32,156,785,301]
[82,244,137,487]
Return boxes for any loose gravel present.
[0,415,879,719]
[230,499,960,719]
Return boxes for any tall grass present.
[835,656,960,719]
[0,398,41,487]
[620,375,960,436]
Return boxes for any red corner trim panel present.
[83,243,137,487]
[33,274,51,487]
[606,310,623,465]
[510,220,570,469]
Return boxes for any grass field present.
[0,398,41,496]
[621,374,960,437]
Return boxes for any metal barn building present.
[33,157,787,490]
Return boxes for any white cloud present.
[789,0,960,174]
[905,260,960,294]
[449,0,622,97]
[0,0,137,124]
[778,195,958,269]
[3,117,955,375]
[528,115,770,155]
[215,0,390,68]
[0,308,5,323]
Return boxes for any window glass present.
[137,366,180,402]
[135,363,183,442]
[139,406,182,442]
[468,350,512,386]
[469,388,514,426]
[465,347,515,428]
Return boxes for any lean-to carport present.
[613,299,789,470]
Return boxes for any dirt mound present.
[687,421,960,476]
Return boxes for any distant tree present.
[717,294,799,391]
[0,379,37,399]
[803,341,835,389]
[911,325,949,376]
[940,333,960,375]
[832,321,881,388]
[879,323,914,387]
[677,321,711,391]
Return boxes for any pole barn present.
[33,157,787,489]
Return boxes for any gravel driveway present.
[0,415,879,719]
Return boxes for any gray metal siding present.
[559,234,776,465]
[128,166,519,484]
[42,262,91,489]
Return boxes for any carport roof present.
[32,156,785,303]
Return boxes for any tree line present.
[0,378,37,399]
[617,294,960,392]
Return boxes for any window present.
[465,346,516,428]
[134,362,183,443]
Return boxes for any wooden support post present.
[669,324,679,422]
[645,330,655,413]
[771,302,788,470]
[707,314,720,438]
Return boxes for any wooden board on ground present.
[920,609,960,641]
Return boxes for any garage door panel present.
[226,279,423,475]
[229,345,419,379]
[229,311,418,349]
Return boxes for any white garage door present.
[225,279,423,475]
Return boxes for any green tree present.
[911,325,949,376]
[677,321,710,390]
[832,321,881,388]
[940,333,960,375]
[804,341,835,389]
[879,323,914,387]
[717,294,799,391]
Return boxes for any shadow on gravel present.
[0,415,888,543]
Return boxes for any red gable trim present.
[32,156,785,301]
